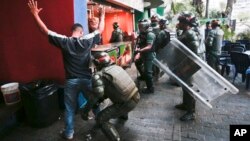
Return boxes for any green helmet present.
[150,14,160,27]
[138,19,150,33]
[93,52,111,70]
[159,18,169,26]
[178,11,198,27]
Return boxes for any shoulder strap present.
[163,29,171,41]
[101,67,113,82]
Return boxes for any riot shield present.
[153,39,238,108]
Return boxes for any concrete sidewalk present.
[1,64,250,141]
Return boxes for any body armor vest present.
[152,26,160,36]
[178,29,200,55]
[138,33,148,48]
[110,28,123,43]
[100,65,138,103]
[206,27,224,55]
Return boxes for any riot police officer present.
[150,14,161,37]
[134,19,156,93]
[205,20,224,72]
[150,15,162,80]
[155,18,171,52]
[205,21,211,39]
[152,18,171,80]
[109,22,123,43]
[175,12,201,121]
[81,52,140,141]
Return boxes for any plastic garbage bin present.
[19,80,60,128]
[0,82,6,104]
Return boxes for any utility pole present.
[225,0,236,19]
[205,0,209,18]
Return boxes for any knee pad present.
[101,122,120,141]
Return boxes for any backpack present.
[163,29,171,44]
[154,29,170,51]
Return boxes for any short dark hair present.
[206,21,210,25]
[113,22,119,28]
[71,23,83,32]
[211,20,220,28]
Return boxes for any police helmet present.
[159,18,169,26]
[113,22,119,29]
[138,19,150,33]
[150,15,160,27]
[151,15,160,22]
[178,11,198,27]
[93,52,111,70]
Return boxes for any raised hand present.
[98,5,105,33]
[99,5,105,17]
[27,0,43,15]
[27,0,49,35]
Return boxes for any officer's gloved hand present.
[134,48,141,54]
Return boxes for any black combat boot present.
[119,114,128,120]
[180,112,195,121]
[175,103,187,111]
[141,87,154,94]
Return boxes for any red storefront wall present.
[102,11,133,44]
[0,0,74,84]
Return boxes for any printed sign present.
[106,0,144,12]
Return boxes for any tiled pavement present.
[1,64,250,141]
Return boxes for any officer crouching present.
[81,52,140,141]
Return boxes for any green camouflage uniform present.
[109,28,123,43]
[206,27,224,72]
[135,29,156,90]
[81,65,140,141]
[178,28,200,113]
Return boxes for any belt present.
[67,76,92,80]
[131,93,140,103]
[67,76,78,79]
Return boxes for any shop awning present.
[92,0,164,12]
[93,0,144,12]
[144,0,164,9]
[106,0,144,12]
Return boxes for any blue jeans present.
[78,92,87,109]
[64,78,92,136]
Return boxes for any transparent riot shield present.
[153,39,238,108]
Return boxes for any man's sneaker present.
[141,88,154,94]
[60,130,74,140]
[175,103,187,111]
[180,112,195,121]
